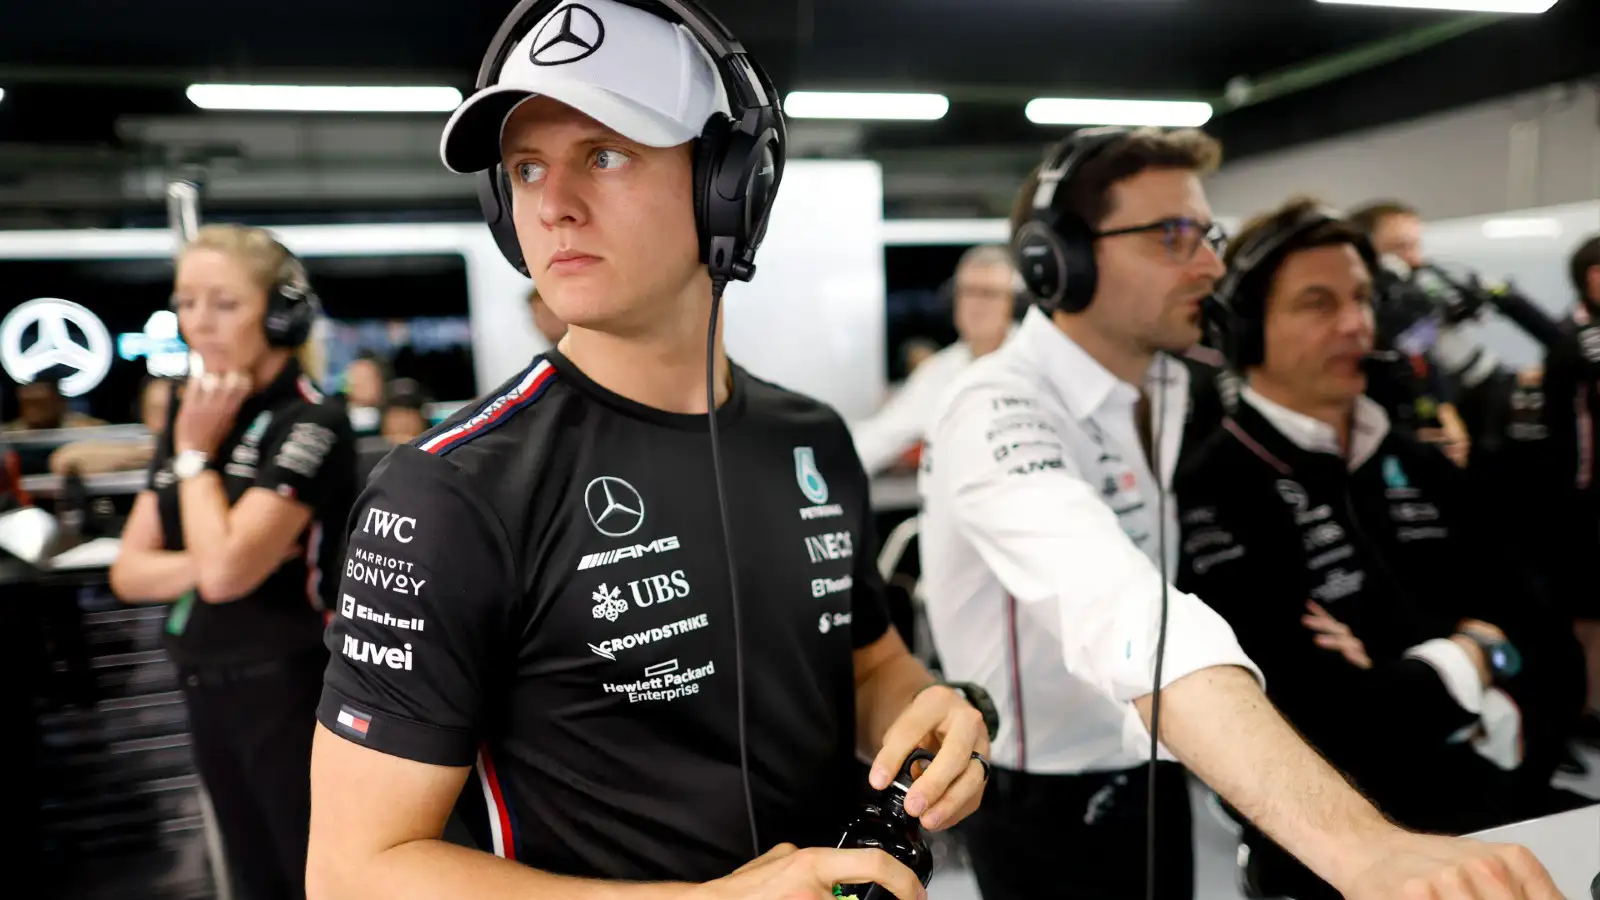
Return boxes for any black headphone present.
[262,242,321,348]
[172,230,320,349]
[1206,205,1379,370]
[472,0,787,283]
[1013,126,1133,314]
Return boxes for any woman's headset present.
[1205,205,1379,371]
[472,0,788,285]
[171,229,321,349]
[1013,126,1133,315]
[262,242,320,348]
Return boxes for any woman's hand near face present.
[173,372,253,455]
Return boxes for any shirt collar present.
[239,356,315,417]
[1239,385,1390,470]
[1014,305,1186,420]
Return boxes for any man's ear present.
[1586,264,1600,304]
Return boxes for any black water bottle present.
[832,748,935,900]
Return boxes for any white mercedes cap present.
[440,0,730,174]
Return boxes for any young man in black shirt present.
[1176,198,1591,898]
[307,3,991,898]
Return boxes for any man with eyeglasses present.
[917,128,1565,900]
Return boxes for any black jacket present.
[1174,398,1584,824]
[1536,306,1600,618]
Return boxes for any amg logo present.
[799,504,844,520]
[577,536,681,571]
[804,531,854,564]
[362,507,416,543]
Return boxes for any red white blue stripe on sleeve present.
[419,359,557,456]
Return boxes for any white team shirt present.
[850,331,1014,476]
[917,306,1263,774]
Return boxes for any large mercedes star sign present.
[530,4,605,66]
[584,476,644,537]
[0,297,114,398]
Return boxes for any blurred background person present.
[47,376,173,475]
[1539,232,1600,762]
[3,370,108,433]
[850,244,1018,476]
[1348,200,1471,466]
[378,377,430,446]
[107,224,357,900]
[334,352,388,437]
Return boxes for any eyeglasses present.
[1093,217,1227,262]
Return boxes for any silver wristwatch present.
[172,449,211,481]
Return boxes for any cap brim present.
[440,82,702,174]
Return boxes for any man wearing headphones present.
[850,244,1019,476]
[1175,196,1590,898]
[918,126,1564,900]
[307,3,990,900]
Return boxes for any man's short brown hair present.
[1346,200,1418,237]
[1009,127,1223,240]
[1224,195,1372,314]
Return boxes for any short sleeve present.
[848,468,893,650]
[254,404,355,511]
[317,446,517,767]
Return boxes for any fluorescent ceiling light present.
[784,91,949,121]
[1316,0,1557,12]
[186,84,463,113]
[0,87,5,104]
[1025,97,1213,127]
[1481,217,1562,239]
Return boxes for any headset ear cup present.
[478,165,527,276]
[1054,215,1099,314]
[692,116,731,270]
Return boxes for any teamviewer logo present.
[340,594,356,618]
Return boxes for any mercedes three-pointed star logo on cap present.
[584,476,644,537]
[530,4,606,67]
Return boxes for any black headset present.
[172,230,320,349]
[472,0,787,284]
[1206,205,1379,370]
[262,243,320,348]
[1013,126,1133,314]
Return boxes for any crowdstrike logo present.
[588,612,710,661]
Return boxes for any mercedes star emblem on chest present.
[0,297,114,398]
[530,4,605,67]
[585,476,645,537]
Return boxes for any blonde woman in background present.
[109,224,357,900]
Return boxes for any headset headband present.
[1029,127,1130,216]
[1215,204,1350,312]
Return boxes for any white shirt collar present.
[1240,385,1390,470]
[1014,305,1185,422]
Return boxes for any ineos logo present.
[529,4,605,66]
[585,476,645,537]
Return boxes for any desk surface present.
[1472,804,1598,899]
